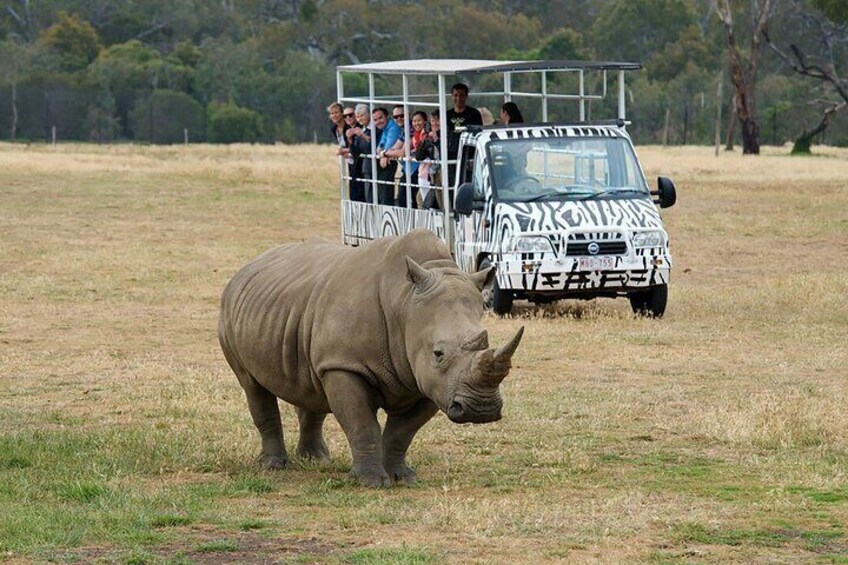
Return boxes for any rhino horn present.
[493,326,524,365]
[405,257,435,292]
[470,326,524,386]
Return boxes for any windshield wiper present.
[516,189,576,202]
[579,188,645,201]
[514,185,598,202]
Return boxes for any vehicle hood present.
[496,197,664,232]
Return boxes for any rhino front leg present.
[239,375,289,470]
[322,370,390,487]
[382,399,439,485]
[295,408,330,461]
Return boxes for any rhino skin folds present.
[218,229,523,487]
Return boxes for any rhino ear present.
[470,265,496,291]
[406,257,434,291]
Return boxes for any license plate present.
[577,256,616,271]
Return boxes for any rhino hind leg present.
[239,373,289,470]
[382,399,440,485]
[295,408,330,461]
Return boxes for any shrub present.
[207,102,264,143]
[130,89,205,144]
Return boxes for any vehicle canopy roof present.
[337,59,642,75]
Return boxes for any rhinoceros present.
[218,229,523,487]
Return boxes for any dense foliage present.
[1,0,846,146]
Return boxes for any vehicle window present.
[488,137,649,202]
[473,147,485,198]
[461,145,476,185]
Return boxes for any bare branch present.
[763,2,848,104]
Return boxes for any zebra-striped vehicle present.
[335,59,677,317]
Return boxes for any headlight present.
[632,230,665,248]
[502,236,555,254]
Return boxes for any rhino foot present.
[386,465,418,486]
[349,466,391,488]
[296,443,330,462]
[257,453,289,470]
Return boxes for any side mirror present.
[654,176,677,208]
[454,182,483,215]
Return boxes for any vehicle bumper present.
[496,252,672,294]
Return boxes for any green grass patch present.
[344,547,439,564]
[786,485,848,503]
[673,522,789,547]
[57,480,108,503]
[230,473,277,495]
[238,518,268,530]
[0,456,31,469]
[800,529,844,551]
[193,538,239,553]
[151,514,194,528]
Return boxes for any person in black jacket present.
[446,83,482,185]
[348,105,387,204]
[345,104,372,202]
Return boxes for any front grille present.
[565,241,627,256]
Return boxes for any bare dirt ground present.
[0,142,846,564]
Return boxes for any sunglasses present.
[344,113,355,118]
[393,114,404,120]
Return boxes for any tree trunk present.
[791,103,846,154]
[725,94,736,151]
[738,112,760,154]
[716,0,772,155]
[714,71,723,157]
[11,80,18,141]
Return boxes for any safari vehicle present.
[335,59,677,317]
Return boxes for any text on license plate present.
[577,256,616,271]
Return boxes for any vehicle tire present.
[628,284,668,318]
[479,258,514,316]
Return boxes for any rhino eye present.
[433,348,445,362]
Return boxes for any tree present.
[0,36,26,139]
[715,0,776,155]
[592,0,699,64]
[37,11,102,72]
[763,0,848,153]
[130,89,204,143]
[89,39,194,138]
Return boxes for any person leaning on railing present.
[385,110,429,209]
[374,106,402,206]
[344,104,371,202]
[414,110,443,210]
[348,105,386,204]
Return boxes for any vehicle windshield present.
[487,136,649,202]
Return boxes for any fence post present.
[714,71,723,157]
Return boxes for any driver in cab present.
[491,142,537,198]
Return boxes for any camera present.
[415,139,437,161]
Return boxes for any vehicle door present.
[453,137,492,273]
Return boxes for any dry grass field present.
[1,141,846,564]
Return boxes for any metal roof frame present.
[335,59,642,246]
[336,59,642,75]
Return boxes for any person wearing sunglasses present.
[343,107,357,125]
